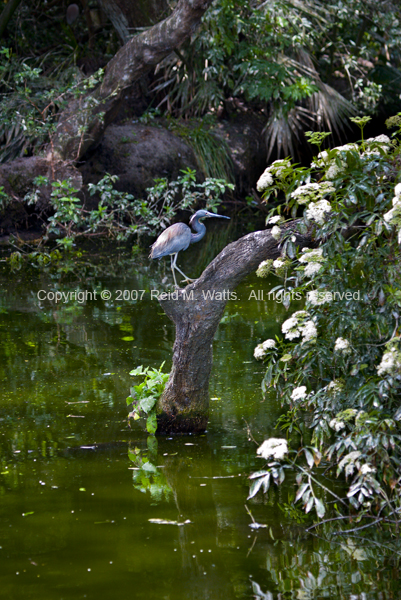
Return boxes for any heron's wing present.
[149,223,192,259]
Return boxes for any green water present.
[0,247,399,599]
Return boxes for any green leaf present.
[314,497,326,518]
[146,413,157,434]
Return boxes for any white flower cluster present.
[256,259,273,278]
[329,408,356,432]
[305,199,332,224]
[273,257,290,277]
[254,346,266,360]
[291,181,335,205]
[363,135,391,156]
[256,170,274,192]
[311,144,358,179]
[256,159,292,192]
[377,347,401,376]
[334,337,351,353]
[291,386,307,401]
[327,379,344,395]
[383,184,401,243]
[291,182,320,204]
[299,247,325,277]
[257,438,288,460]
[253,338,277,360]
[282,311,317,343]
[268,215,283,224]
[329,417,345,432]
[271,225,281,241]
[307,290,333,305]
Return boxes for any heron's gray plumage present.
[149,210,230,286]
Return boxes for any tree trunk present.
[156,226,312,434]
[0,0,23,39]
[51,0,214,161]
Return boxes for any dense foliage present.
[1,0,401,163]
[156,0,401,156]
[250,115,401,531]
[21,169,231,250]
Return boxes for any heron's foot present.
[181,277,196,284]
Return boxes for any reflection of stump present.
[157,226,311,434]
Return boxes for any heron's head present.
[189,210,230,226]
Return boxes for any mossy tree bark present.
[156,226,312,434]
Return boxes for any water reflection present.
[0,250,399,599]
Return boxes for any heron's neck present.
[190,220,206,244]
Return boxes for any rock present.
[80,115,266,197]
[79,123,198,197]
[0,157,83,235]
[212,113,266,194]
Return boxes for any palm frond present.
[263,105,315,162]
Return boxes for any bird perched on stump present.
[150,209,230,287]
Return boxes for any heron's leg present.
[172,253,196,283]
[170,254,179,288]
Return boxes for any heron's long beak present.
[205,211,230,219]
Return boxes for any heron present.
[149,209,230,287]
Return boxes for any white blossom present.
[384,208,396,222]
[268,158,292,179]
[281,316,299,340]
[304,263,322,277]
[394,183,401,198]
[257,438,288,460]
[306,199,332,224]
[365,135,391,153]
[326,164,341,179]
[271,225,281,240]
[307,290,332,305]
[282,312,317,342]
[256,170,274,192]
[256,259,273,277]
[299,248,324,263]
[334,337,351,353]
[329,418,345,432]
[262,339,276,350]
[273,257,290,276]
[273,258,285,269]
[366,134,390,145]
[291,386,307,400]
[327,379,344,394]
[253,345,266,360]
[377,349,401,376]
[268,215,282,224]
[291,183,320,204]
[300,320,317,342]
[335,143,358,153]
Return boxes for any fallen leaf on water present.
[148,519,192,526]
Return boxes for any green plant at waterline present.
[25,169,231,245]
[127,363,169,434]
[128,438,173,501]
